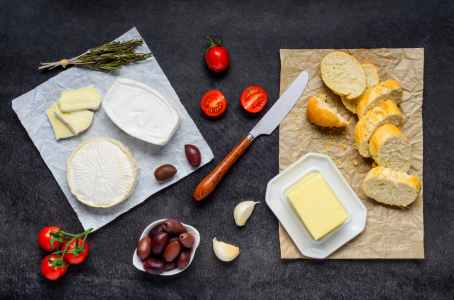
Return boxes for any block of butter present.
[58,85,101,112]
[287,172,348,241]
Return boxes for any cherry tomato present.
[201,90,227,117]
[63,238,89,264]
[240,86,268,113]
[41,254,68,280]
[204,35,230,72]
[38,227,65,252]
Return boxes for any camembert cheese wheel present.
[67,138,139,208]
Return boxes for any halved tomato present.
[201,90,227,117]
[240,86,267,113]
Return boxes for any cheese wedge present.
[58,85,102,112]
[46,103,76,140]
[102,78,181,146]
[54,105,93,135]
[67,138,139,208]
[287,172,349,240]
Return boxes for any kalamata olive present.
[179,233,195,248]
[137,236,152,260]
[185,145,201,167]
[154,164,177,181]
[143,258,165,275]
[176,248,191,270]
[151,232,169,255]
[164,260,177,271]
[148,224,164,239]
[168,237,179,243]
[163,241,182,262]
[162,219,187,235]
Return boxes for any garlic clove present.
[212,238,239,262]
[233,201,259,226]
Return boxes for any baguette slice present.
[307,94,349,127]
[354,100,403,157]
[341,62,380,114]
[320,51,366,100]
[357,80,403,119]
[369,124,412,172]
[363,166,421,207]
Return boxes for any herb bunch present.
[39,39,153,71]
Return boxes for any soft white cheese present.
[58,85,102,112]
[102,78,181,146]
[46,103,76,140]
[54,104,94,135]
[67,138,139,208]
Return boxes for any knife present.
[193,71,309,201]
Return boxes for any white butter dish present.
[266,153,367,259]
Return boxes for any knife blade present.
[193,71,309,201]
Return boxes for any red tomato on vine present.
[204,34,230,72]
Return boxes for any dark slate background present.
[1,0,453,299]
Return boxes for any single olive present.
[185,145,201,167]
[143,258,165,275]
[176,248,191,270]
[148,224,164,239]
[151,232,169,255]
[179,233,195,248]
[137,236,152,260]
[162,219,187,235]
[164,260,177,271]
[154,164,177,181]
[163,241,182,262]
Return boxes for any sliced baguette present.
[362,166,421,207]
[354,100,403,157]
[307,94,349,127]
[341,62,380,114]
[357,79,403,119]
[369,124,412,172]
[320,51,366,100]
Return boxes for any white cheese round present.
[67,138,139,208]
[102,78,181,146]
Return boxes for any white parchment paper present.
[12,28,214,231]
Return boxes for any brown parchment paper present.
[278,48,424,259]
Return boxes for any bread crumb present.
[372,162,377,168]
[326,146,330,151]
[337,160,341,165]
[348,165,354,169]
[297,108,300,110]
[347,158,350,162]
[343,146,347,151]
[353,159,358,166]
[333,141,339,147]
[295,114,298,117]
[360,166,363,170]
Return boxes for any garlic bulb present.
[213,238,239,262]
[233,201,259,226]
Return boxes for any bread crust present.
[320,51,366,100]
[357,79,403,119]
[354,100,403,157]
[307,94,348,127]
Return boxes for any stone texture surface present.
[1,0,454,299]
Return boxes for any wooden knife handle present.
[193,136,252,201]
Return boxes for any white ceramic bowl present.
[132,219,200,276]
[266,153,367,259]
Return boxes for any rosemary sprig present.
[39,39,153,71]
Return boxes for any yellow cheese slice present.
[287,172,348,241]
[58,85,101,112]
[46,103,76,140]
[54,105,93,135]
